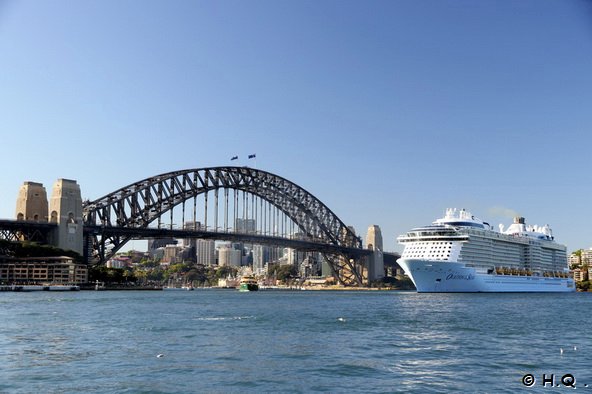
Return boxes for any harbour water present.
[1,289,590,393]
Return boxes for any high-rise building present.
[366,225,384,281]
[218,246,241,267]
[183,221,202,248]
[286,247,307,267]
[299,254,321,277]
[161,245,182,266]
[235,218,256,234]
[197,239,216,266]
[253,245,265,274]
[253,245,285,273]
[148,238,178,258]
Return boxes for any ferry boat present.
[396,208,575,293]
[238,275,259,292]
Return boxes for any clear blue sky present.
[1,0,591,253]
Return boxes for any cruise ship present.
[396,208,574,292]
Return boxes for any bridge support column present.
[15,182,48,222]
[366,225,384,283]
[49,179,83,255]
[322,253,365,286]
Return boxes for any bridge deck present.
[84,225,373,257]
[0,220,58,230]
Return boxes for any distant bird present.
[574,346,578,351]
[337,317,346,322]
[560,348,564,355]
[156,354,164,358]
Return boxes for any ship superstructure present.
[397,208,574,292]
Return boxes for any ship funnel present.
[513,217,525,224]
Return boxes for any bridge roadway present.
[0,219,57,243]
[84,225,374,258]
[0,220,401,280]
[0,219,369,257]
[0,221,401,258]
[0,220,399,262]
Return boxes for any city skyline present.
[1,1,591,253]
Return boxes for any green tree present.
[133,268,148,284]
[147,268,164,282]
[88,266,130,284]
[4,240,84,263]
[216,265,238,279]
[577,280,590,292]
[122,268,136,283]
[275,265,297,282]
[139,258,159,268]
[205,267,218,285]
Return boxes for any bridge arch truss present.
[83,167,369,285]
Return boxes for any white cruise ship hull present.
[398,259,575,293]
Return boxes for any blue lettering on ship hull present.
[446,273,475,281]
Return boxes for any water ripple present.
[0,291,588,393]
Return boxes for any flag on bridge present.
[248,154,256,159]
[231,156,238,161]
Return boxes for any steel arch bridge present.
[83,167,371,286]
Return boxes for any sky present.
[1,0,591,253]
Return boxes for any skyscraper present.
[197,239,216,266]
[218,246,241,267]
[183,221,202,248]
[235,218,256,234]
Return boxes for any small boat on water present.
[238,275,259,292]
[44,284,80,291]
[164,285,194,291]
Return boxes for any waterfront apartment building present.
[581,249,592,265]
[0,256,88,284]
[569,253,581,268]
[106,256,131,269]
[573,268,588,282]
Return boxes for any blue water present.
[0,290,589,393]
